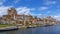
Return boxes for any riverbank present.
[0,26,18,31]
[17,24,54,29]
[0,24,18,31]
[0,24,54,31]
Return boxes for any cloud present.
[30,8,36,11]
[46,1,56,5]
[39,7,48,10]
[47,11,51,14]
[7,0,21,6]
[0,0,6,6]
[30,13,47,18]
[0,6,12,16]
[16,7,35,15]
[44,0,56,5]
[52,15,60,21]
[16,7,30,15]
[13,0,21,4]
[0,2,3,6]
[0,6,36,16]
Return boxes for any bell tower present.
[8,8,17,16]
[8,8,17,20]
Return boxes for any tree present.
[29,15,33,23]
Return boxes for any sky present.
[0,0,60,20]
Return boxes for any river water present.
[0,25,60,34]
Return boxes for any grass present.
[0,24,15,28]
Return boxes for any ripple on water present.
[0,25,60,34]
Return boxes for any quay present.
[0,26,18,31]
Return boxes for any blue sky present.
[0,0,60,20]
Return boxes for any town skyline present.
[0,0,60,20]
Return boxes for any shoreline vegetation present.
[0,24,18,31]
[0,23,54,31]
[0,24,15,27]
[16,23,55,29]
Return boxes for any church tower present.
[8,8,17,20]
[8,8,17,16]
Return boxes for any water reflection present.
[0,26,60,34]
[0,30,17,34]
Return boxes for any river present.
[0,25,60,34]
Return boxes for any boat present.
[44,23,53,27]
[27,25,36,28]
